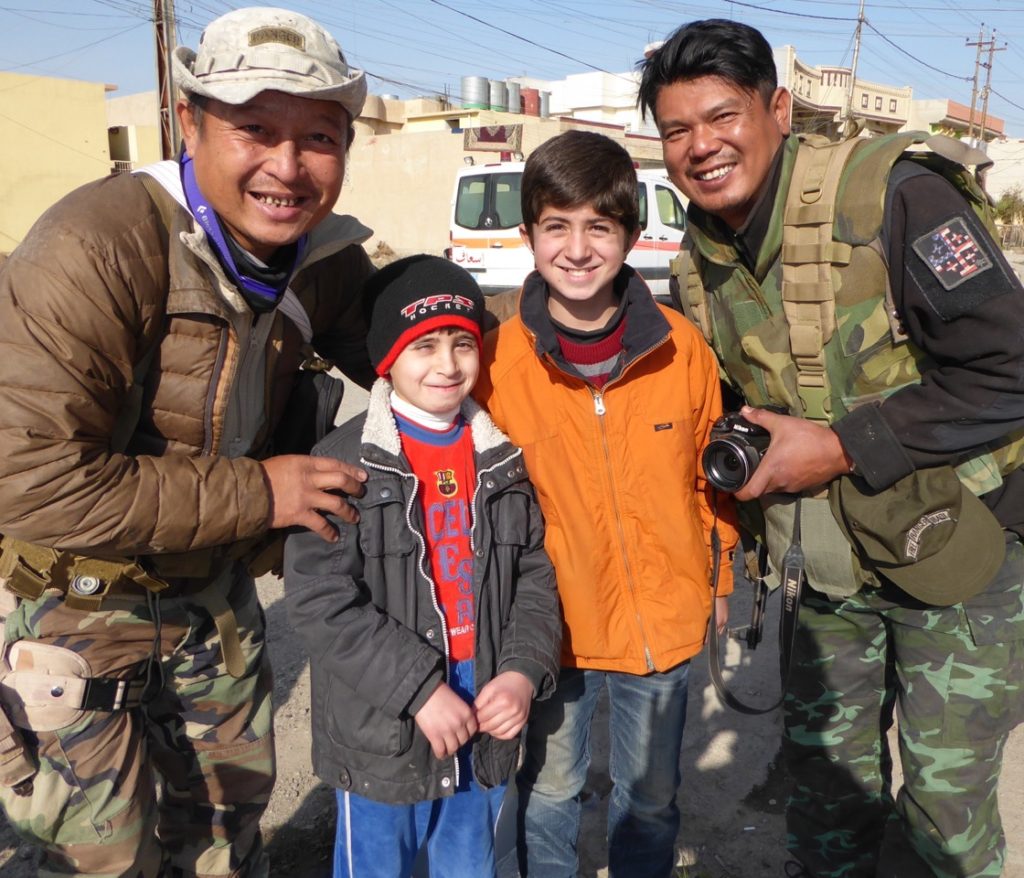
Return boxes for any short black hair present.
[637,19,778,122]
[521,131,639,234]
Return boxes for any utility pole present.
[965,26,992,141]
[977,29,1006,144]
[154,0,179,160]
[842,0,866,136]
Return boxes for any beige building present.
[906,98,1005,142]
[105,91,162,172]
[772,46,913,138]
[0,72,113,251]
[349,93,666,257]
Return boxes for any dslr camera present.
[702,406,785,493]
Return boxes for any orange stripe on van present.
[450,238,528,249]
[633,240,683,253]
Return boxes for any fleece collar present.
[361,378,511,458]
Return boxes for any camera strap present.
[778,498,806,682]
[707,496,806,715]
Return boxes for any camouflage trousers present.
[0,569,275,878]
[784,536,1024,878]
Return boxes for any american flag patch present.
[912,216,993,291]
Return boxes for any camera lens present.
[702,439,759,493]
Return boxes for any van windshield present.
[455,171,523,231]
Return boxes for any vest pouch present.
[735,310,802,414]
[1,641,94,732]
[0,587,36,792]
[0,545,50,601]
[761,493,867,600]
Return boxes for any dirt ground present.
[1,566,1021,878]
[2,254,1024,875]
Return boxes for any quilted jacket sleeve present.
[0,176,271,555]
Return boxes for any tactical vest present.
[676,130,1022,500]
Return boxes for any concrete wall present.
[0,72,111,250]
[342,127,467,258]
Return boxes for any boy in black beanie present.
[283,255,560,878]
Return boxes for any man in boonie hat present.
[0,7,378,876]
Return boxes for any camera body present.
[702,409,779,493]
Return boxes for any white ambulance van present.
[446,161,687,298]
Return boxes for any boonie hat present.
[828,466,1005,606]
[366,255,485,377]
[173,6,366,119]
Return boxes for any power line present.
[863,19,972,81]
[425,0,629,78]
[0,107,112,166]
[991,87,1024,115]
[0,20,148,74]
[689,0,858,22]
[0,4,136,16]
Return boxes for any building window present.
[861,93,868,108]
[889,98,897,113]
[875,96,883,111]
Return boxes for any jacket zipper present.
[543,329,663,673]
[361,456,458,788]
[202,329,229,455]
[599,337,668,671]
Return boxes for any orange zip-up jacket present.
[475,269,738,674]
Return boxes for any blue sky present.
[1,0,1022,136]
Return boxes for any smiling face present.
[177,90,350,262]
[655,76,791,230]
[522,203,641,330]
[388,328,480,417]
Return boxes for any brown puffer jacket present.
[0,171,376,557]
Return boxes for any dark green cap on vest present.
[828,466,1005,606]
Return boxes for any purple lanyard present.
[180,154,306,307]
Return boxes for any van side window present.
[637,182,649,231]
[656,185,687,232]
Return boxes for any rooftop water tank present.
[506,81,522,114]
[461,75,489,110]
[489,79,508,112]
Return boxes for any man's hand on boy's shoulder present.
[474,670,534,740]
[413,681,478,759]
[261,454,368,540]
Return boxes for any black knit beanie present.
[365,255,486,376]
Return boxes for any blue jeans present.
[334,780,507,878]
[517,663,691,878]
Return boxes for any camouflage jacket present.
[684,134,1024,521]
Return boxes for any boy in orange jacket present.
[474,130,739,878]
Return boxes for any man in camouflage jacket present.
[639,18,1024,878]
[0,8,375,877]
